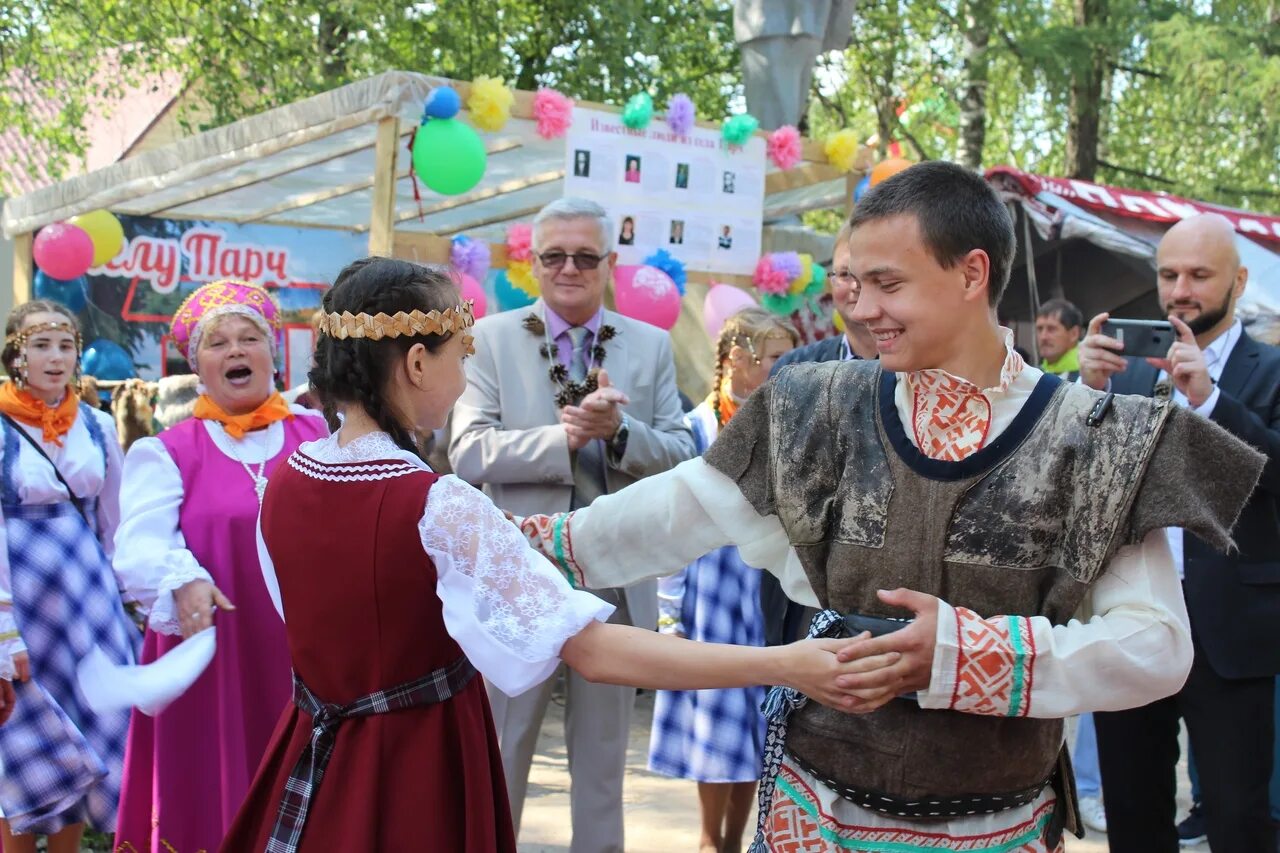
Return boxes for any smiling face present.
[18,311,79,404]
[729,335,794,396]
[849,213,988,373]
[1156,215,1247,339]
[195,314,276,415]
[534,216,614,326]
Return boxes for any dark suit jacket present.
[1110,329,1280,679]
[759,334,856,645]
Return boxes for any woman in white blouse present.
[0,300,136,853]
[111,280,327,853]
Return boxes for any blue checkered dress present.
[0,407,138,833]
[647,405,766,783]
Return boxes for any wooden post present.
[12,232,32,307]
[844,172,857,219]
[368,116,401,257]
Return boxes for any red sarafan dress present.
[223,431,611,852]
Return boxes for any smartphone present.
[1101,318,1176,359]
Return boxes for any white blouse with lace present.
[257,431,613,698]
[0,409,123,679]
[111,408,322,636]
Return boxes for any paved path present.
[518,689,1203,852]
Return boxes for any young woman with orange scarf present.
[0,299,137,853]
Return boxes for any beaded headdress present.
[170,279,282,369]
[3,319,83,389]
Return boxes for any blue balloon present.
[493,270,536,312]
[82,338,135,381]
[853,174,871,203]
[32,271,88,314]
[422,86,462,121]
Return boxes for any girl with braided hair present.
[650,307,798,853]
[112,280,328,853]
[222,257,886,852]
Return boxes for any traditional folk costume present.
[525,333,1264,852]
[222,302,612,852]
[650,396,766,783]
[112,281,327,853]
[0,367,137,835]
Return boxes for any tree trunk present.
[317,14,348,82]
[1065,0,1106,179]
[958,0,992,169]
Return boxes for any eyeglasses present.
[536,251,604,271]
[828,268,858,286]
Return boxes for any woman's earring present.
[14,352,27,390]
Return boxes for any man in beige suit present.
[449,197,696,852]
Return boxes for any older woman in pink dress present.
[111,280,327,852]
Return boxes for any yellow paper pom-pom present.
[468,76,514,132]
[790,254,815,295]
[833,311,846,333]
[507,260,539,297]
[824,129,861,173]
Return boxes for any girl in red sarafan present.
[221,257,880,852]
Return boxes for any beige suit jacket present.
[449,301,696,630]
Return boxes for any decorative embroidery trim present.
[950,608,1035,718]
[287,454,419,483]
[522,312,618,408]
[768,764,1058,851]
[318,302,475,343]
[289,453,416,475]
[520,512,585,588]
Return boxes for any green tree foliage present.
[1,1,738,190]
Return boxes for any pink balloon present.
[702,283,758,338]
[455,272,488,319]
[614,265,681,330]
[33,222,94,281]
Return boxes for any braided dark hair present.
[309,258,461,459]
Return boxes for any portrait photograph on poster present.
[619,215,637,245]
[574,149,591,178]
[718,225,733,249]
[675,163,689,189]
[624,155,642,183]
[669,220,685,245]
[722,171,736,194]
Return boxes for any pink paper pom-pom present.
[768,125,803,170]
[752,256,790,295]
[533,88,574,139]
[666,94,695,136]
[507,223,534,262]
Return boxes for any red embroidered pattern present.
[519,512,585,587]
[950,607,1036,718]
[765,764,1060,851]
[907,336,1025,462]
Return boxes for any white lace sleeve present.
[419,475,614,697]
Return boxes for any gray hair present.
[532,197,614,254]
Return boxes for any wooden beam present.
[765,162,847,195]
[368,116,401,257]
[844,172,857,218]
[391,231,454,264]
[435,203,547,237]
[12,232,32,306]
[239,165,413,224]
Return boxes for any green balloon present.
[412,118,487,196]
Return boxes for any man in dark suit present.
[1080,213,1280,853]
[761,225,878,645]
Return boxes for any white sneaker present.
[1078,795,1108,833]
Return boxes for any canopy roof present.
[2,71,854,258]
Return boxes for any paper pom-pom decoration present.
[767,125,803,170]
[642,249,687,296]
[506,223,533,263]
[451,236,491,283]
[824,129,861,172]
[533,88,574,139]
[722,114,759,147]
[506,260,539,297]
[754,252,825,313]
[622,93,654,130]
[753,256,789,295]
[665,94,695,136]
[423,86,462,121]
[468,76,514,132]
[494,270,537,311]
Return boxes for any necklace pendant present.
[254,476,268,502]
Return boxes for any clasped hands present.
[560,368,628,451]
[800,588,941,714]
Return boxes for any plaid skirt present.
[648,545,766,783]
[0,499,137,834]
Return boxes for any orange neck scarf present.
[193,392,293,439]
[708,374,742,428]
[0,382,80,446]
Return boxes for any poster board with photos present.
[563,106,766,276]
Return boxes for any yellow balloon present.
[870,158,913,186]
[69,210,125,267]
